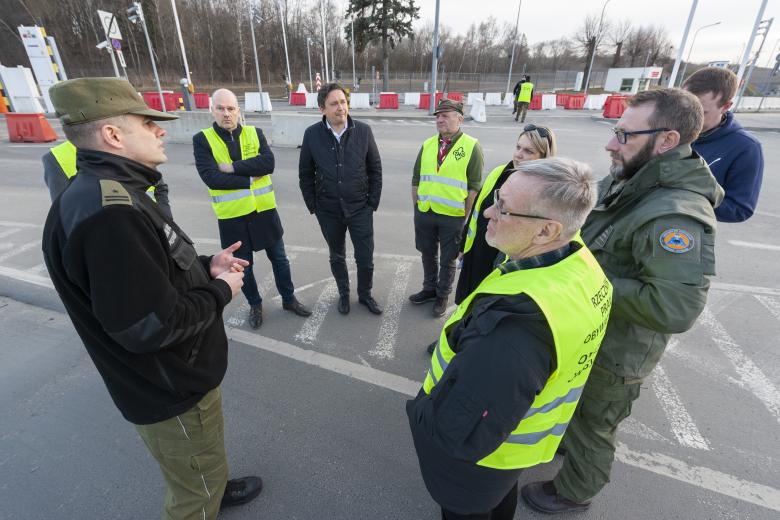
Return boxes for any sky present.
[412,0,779,67]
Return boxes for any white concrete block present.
[469,98,487,123]
[484,93,502,105]
[159,112,214,144]
[541,94,557,110]
[404,92,420,106]
[271,113,318,148]
[466,92,483,105]
[245,92,272,112]
[503,93,514,106]
[305,93,319,109]
[350,93,371,108]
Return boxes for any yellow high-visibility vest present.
[516,82,534,103]
[417,133,477,217]
[463,164,505,254]
[202,126,276,220]
[424,245,612,469]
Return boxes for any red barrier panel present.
[193,93,210,109]
[290,92,306,106]
[5,113,58,143]
[378,93,399,109]
[418,93,430,109]
[564,94,586,110]
[162,93,180,111]
[529,93,542,110]
[142,92,163,111]
[556,93,569,106]
[446,91,463,102]
[602,95,629,119]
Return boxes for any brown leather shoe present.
[521,481,590,514]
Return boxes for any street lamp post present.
[679,21,722,86]
[169,0,193,92]
[505,0,523,95]
[307,37,314,92]
[583,0,610,95]
[351,17,357,89]
[429,0,441,115]
[127,2,165,112]
[248,1,265,107]
[320,0,330,83]
[277,0,292,95]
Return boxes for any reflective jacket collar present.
[75,149,161,192]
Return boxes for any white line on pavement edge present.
[650,364,710,450]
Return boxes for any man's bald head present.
[211,88,240,131]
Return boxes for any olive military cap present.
[433,98,464,116]
[49,77,178,126]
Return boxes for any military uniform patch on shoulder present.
[99,179,132,207]
[659,228,694,253]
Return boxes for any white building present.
[603,67,664,94]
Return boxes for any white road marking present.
[226,252,300,327]
[665,339,743,389]
[294,280,339,345]
[619,417,670,443]
[700,307,780,426]
[0,220,42,228]
[711,282,780,298]
[728,240,780,252]
[650,364,710,450]
[755,295,780,321]
[271,272,348,302]
[25,263,47,274]
[755,210,780,219]
[614,443,780,513]
[195,238,419,262]
[0,228,22,239]
[0,240,42,263]
[369,262,412,359]
[0,265,53,289]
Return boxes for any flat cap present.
[433,98,464,115]
[49,77,178,126]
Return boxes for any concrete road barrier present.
[466,92,483,105]
[245,92,272,112]
[484,93,502,105]
[469,98,487,123]
[271,112,318,148]
[350,93,370,108]
[502,93,513,106]
[159,111,213,144]
[305,93,319,109]
[404,92,420,106]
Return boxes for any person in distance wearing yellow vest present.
[515,75,534,123]
[410,98,483,317]
[193,89,311,329]
[407,158,611,520]
[43,139,172,218]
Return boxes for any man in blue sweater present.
[683,67,764,222]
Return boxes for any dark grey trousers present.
[414,208,464,298]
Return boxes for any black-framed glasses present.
[523,124,552,147]
[612,127,671,145]
[493,189,550,220]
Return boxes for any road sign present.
[111,38,122,51]
[116,49,127,68]
[97,10,122,40]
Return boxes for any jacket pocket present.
[169,235,196,271]
[432,376,487,456]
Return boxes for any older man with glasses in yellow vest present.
[193,88,311,329]
[410,98,484,317]
[43,139,172,217]
[407,158,611,520]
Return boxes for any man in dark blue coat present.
[684,67,764,222]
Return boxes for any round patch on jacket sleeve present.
[659,228,695,253]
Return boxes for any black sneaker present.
[409,289,437,305]
[359,296,383,315]
[426,340,437,355]
[221,476,263,509]
[338,295,350,315]
[521,481,591,514]
[248,304,262,329]
[432,296,448,317]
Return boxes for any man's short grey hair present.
[62,115,128,150]
[515,157,598,237]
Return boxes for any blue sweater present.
[691,111,763,222]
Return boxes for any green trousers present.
[553,364,642,504]
[135,387,229,520]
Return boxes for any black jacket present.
[194,123,282,250]
[42,150,233,425]
[298,115,382,217]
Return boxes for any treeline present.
[0,0,675,91]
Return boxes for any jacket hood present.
[695,111,741,144]
[610,144,724,208]
[75,149,161,192]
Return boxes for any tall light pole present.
[679,21,722,86]
[429,0,441,115]
[307,37,314,92]
[169,0,192,88]
[735,17,773,112]
[248,0,264,105]
[505,0,522,95]
[583,0,610,95]
[351,16,357,88]
[320,0,330,83]
[276,0,292,93]
[667,0,698,87]
[127,2,165,112]
[736,0,769,85]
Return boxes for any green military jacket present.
[582,144,724,380]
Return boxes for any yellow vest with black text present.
[463,164,505,253]
[50,139,157,198]
[417,134,477,217]
[423,245,612,469]
[516,82,534,103]
[202,126,275,220]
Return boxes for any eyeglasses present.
[612,127,670,145]
[523,124,552,147]
[492,189,550,220]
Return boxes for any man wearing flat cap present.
[410,98,484,317]
[41,77,263,519]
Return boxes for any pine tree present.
[345,0,420,92]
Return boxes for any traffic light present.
[127,2,143,24]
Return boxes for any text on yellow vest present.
[417,133,477,217]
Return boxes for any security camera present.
[96,40,110,50]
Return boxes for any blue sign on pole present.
[111,38,122,51]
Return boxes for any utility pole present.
[351,16,357,89]
[127,2,165,112]
[320,0,330,83]
[668,0,698,87]
[737,0,769,85]
[429,0,441,115]
[248,1,264,105]
[169,0,192,88]
[277,0,292,94]
[307,37,314,92]
[735,17,774,112]
[505,1,522,95]
[679,21,722,86]
[583,0,610,95]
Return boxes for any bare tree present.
[609,19,632,68]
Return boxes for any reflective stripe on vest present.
[202,125,276,220]
[516,82,534,103]
[50,139,157,200]
[463,164,506,254]
[423,246,612,469]
[51,140,77,178]
[417,133,477,217]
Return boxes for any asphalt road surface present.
[1,107,779,519]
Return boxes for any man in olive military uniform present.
[522,88,724,513]
[41,78,263,519]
